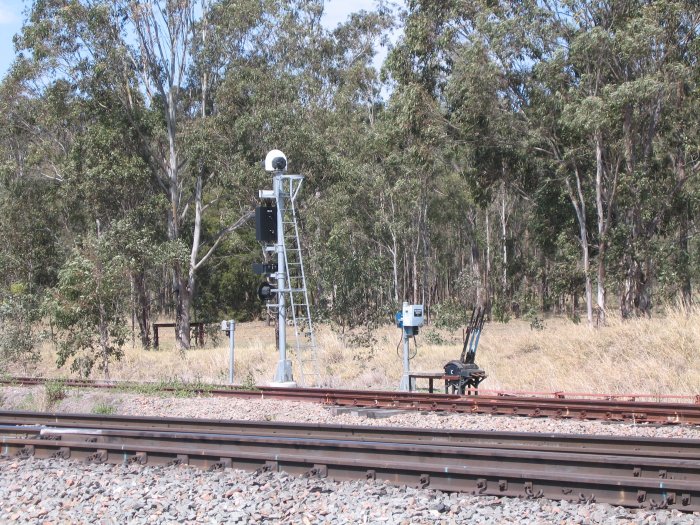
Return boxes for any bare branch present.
[194,210,255,272]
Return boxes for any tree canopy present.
[1,0,699,374]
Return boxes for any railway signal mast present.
[254,150,319,386]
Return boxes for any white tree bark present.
[565,169,593,326]
[595,132,606,326]
[125,0,252,350]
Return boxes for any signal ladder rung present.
[278,179,318,387]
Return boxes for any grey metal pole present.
[274,174,292,383]
[400,330,410,391]
[228,320,235,385]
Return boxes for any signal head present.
[264,150,287,172]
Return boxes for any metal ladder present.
[278,175,320,387]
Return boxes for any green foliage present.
[491,301,511,324]
[346,328,378,350]
[529,317,546,331]
[44,380,67,409]
[568,312,582,325]
[123,378,213,398]
[311,202,393,334]
[91,402,116,415]
[433,299,468,333]
[193,230,260,322]
[240,372,257,391]
[424,329,448,345]
[0,0,698,343]
[0,283,43,370]
[48,236,128,378]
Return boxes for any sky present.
[0,0,22,77]
[0,0,391,79]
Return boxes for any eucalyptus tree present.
[0,69,67,367]
[381,0,458,313]
[383,0,541,316]
[529,1,700,319]
[0,76,64,292]
[49,232,129,378]
[14,0,336,349]
[609,0,700,315]
[206,5,395,331]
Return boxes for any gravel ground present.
[32,387,700,440]
[1,458,698,525]
[1,386,699,524]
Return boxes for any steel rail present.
[1,411,699,459]
[2,376,699,424]
[0,414,698,511]
[4,376,699,402]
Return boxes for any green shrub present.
[433,299,467,333]
[0,284,42,371]
[44,380,67,409]
[91,403,116,415]
[125,377,213,398]
[491,301,511,323]
[529,317,545,331]
[241,371,257,391]
[424,329,448,345]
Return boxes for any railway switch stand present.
[443,306,488,394]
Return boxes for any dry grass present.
[23,307,700,396]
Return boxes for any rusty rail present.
[2,376,699,424]
[2,410,700,457]
[0,411,699,511]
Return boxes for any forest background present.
[0,0,699,378]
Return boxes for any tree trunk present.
[420,200,430,309]
[540,257,548,311]
[676,153,691,309]
[133,271,151,348]
[98,300,110,379]
[412,248,419,305]
[389,196,400,303]
[468,211,484,308]
[581,223,593,325]
[164,78,191,349]
[500,181,507,301]
[391,239,399,303]
[471,240,482,308]
[173,264,192,350]
[565,170,593,325]
[619,105,653,318]
[679,202,692,309]
[485,209,491,307]
[594,132,607,325]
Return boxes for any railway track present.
[0,411,698,512]
[2,376,700,425]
